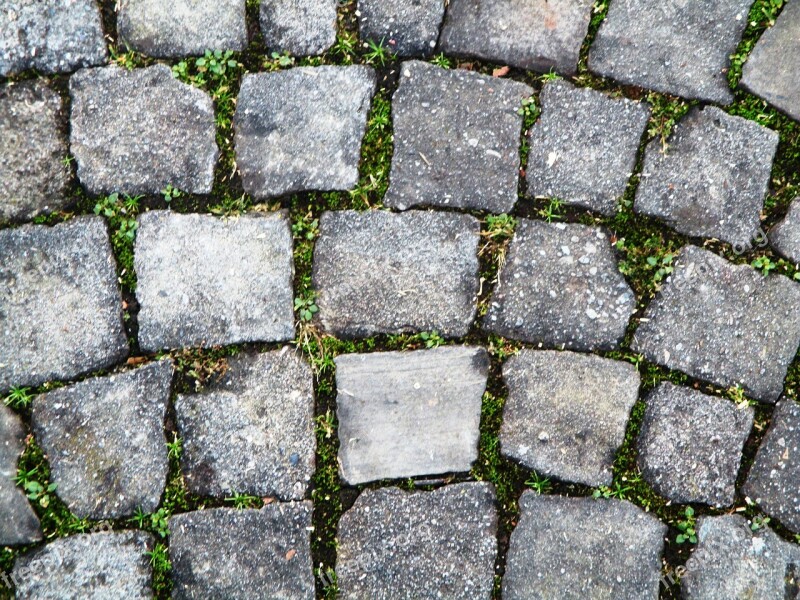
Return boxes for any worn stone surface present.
[259,0,337,56]
[70,64,218,196]
[632,246,800,403]
[485,220,635,351]
[135,210,295,351]
[589,0,751,104]
[357,0,445,57]
[313,209,480,338]
[635,106,778,247]
[337,483,497,599]
[0,0,107,77]
[384,61,532,213]
[0,81,71,223]
[637,382,753,507]
[440,0,593,75]
[500,349,639,487]
[503,493,666,599]
[336,347,488,485]
[0,405,41,546]
[526,80,650,216]
[235,66,376,199]
[118,0,248,58]
[770,197,800,264]
[176,349,315,500]
[0,217,128,392]
[170,503,315,600]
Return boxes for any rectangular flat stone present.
[0,405,41,546]
[357,0,445,57]
[259,0,337,56]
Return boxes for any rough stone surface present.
[259,0,337,56]
[118,0,248,58]
[234,66,376,199]
[0,404,41,546]
[637,382,753,507]
[0,217,128,392]
[0,0,107,77]
[170,503,314,600]
[384,61,532,213]
[176,349,315,500]
[500,349,640,487]
[0,81,71,223]
[526,79,650,216]
[635,106,779,247]
[770,197,800,264]
[503,493,666,599]
[313,209,480,338]
[632,246,800,403]
[70,64,219,196]
[589,0,751,104]
[485,220,635,351]
[135,210,295,351]
[337,483,497,599]
[31,360,172,520]
[439,0,593,75]
[336,347,489,485]
[358,0,445,57]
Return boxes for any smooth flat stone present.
[357,0,445,57]
[259,0,337,56]
[0,404,41,546]
[770,197,800,264]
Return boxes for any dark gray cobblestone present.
[770,197,800,264]
[0,404,41,547]
[259,0,337,56]
[357,0,445,57]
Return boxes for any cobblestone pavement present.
[1,1,800,599]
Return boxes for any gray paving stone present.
[117,0,248,58]
[337,483,497,599]
[0,217,128,392]
[503,493,666,599]
[170,503,314,600]
[589,0,751,104]
[259,0,337,56]
[637,382,753,507]
[313,209,480,338]
[70,64,218,196]
[176,349,315,500]
[384,60,532,213]
[770,197,800,264]
[635,106,778,247]
[0,404,41,546]
[234,66,376,199]
[485,220,635,350]
[357,0,445,57]
[13,531,154,599]
[632,246,800,403]
[0,0,107,77]
[526,80,650,216]
[0,81,71,223]
[31,360,172,520]
[135,210,295,351]
[439,0,593,75]
[336,346,488,485]
[500,349,640,487]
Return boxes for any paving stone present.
[485,220,635,350]
[70,64,218,196]
[117,0,248,58]
[741,1,800,123]
[770,197,800,264]
[0,81,71,223]
[635,106,778,247]
[589,0,751,104]
[335,347,489,485]
[176,349,315,500]
[0,0,107,77]
[337,483,497,599]
[681,515,800,599]
[503,493,666,599]
[13,531,154,599]
[31,360,172,520]
[0,404,41,546]
[637,382,753,507]
[135,210,295,351]
[234,66,376,199]
[526,79,650,216]
[632,245,800,403]
[357,0,445,57]
[313,209,480,338]
[0,217,128,392]
[439,0,593,75]
[170,503,314,600]
[384,60,532,213]
[500,349,639,487]
[259,0,337,56]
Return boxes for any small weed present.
[330,31,358,64]
[224,492,263,509]
[419,331,443,349]
[538,197,564,222]
[93,192,143,290]
[525,472,552,494]
[295,293,319,322]
[750,514,771,531]
[4,386,34,410]
[646,93,693,151]
[161,184,182,204]
[15,467,58,509]
[484,214,517,241]
[166,433,182,461]
[645,251,675,284]
[517,96,538,120]
[264,51,296,70]
[675,506,698,544]
[751,255,777,275]
[130,507,170,538]
[429,53,453,69]
[147,542,172,596]
[362,39,393,67]
[592,480,634,500]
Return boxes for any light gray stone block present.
[259,0,337,56]
[0,404,41,546]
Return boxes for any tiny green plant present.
[4,386,33,410]
[525,472,552,495]
[484,214,517,241]
[592,480,633,500]
[646,252,675,283]
[130,507,170,538]
[750,514,771,531]
[224,492,262,509]
[266,51,295,70]
[166,433,182,461]
[295,294,319,322]
[161,184,182,204]
[517,96,538,120]
[429,53,452,69]
[675,506,698,544]
[363,39,393,67]
[419,331,443,349]
[15,467,57,508]
[538,197,564,222]
[751,255,777,275]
